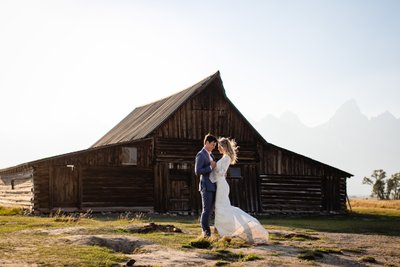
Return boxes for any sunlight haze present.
[1,0,399,196]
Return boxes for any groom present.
[195,133,218,237]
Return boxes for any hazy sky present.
[1,0,399,185]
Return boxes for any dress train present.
[210,155,268,244]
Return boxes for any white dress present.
[210,155,269,244]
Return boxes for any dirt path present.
[6,225,400,266]
[58,226,400,266]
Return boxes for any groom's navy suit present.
[195,148,216,236]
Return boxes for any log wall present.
[82,166,153,209]
[259,143,348,213]
[26,139,153,212]
[0,166,34,209]
[260,174,322,213]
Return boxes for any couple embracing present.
[195,134,269,244]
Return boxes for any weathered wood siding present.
[156,79,258,143]
[259,143,348,213]
[322,176,347,212]
[260,174,322,213]
[29,139,153,212]
[81,166,153,209]
[0,166,34,209]
[153,140,199,213]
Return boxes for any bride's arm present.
[210,156,230,182]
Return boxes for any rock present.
[125,259,135,266]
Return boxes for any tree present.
[387,172,400,200]
[363,169,386,199]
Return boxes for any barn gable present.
[93,70,350,177]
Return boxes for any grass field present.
[349,199,400,210]
[0,199,399,266]
[257,198,400,236]
[349,198,400,216]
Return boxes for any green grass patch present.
[352,207,400,217]
[33,244,128,266]
[212,249,242,261]
[259,210,400,236]
[0,206,23,215]
[135,231,197,249]
[188,238,212,249]
[212,237,250,249]
[0,217,56,233]
[341,248,366,254]
[269,232,319,242]
[315,247,342,254]
[208,249,263,264]
[360,256,376,263]
[214,260,230,266]
[297,250,324,261]
[0,232,128,266]
[113,228,130,234]
[239,253,264,261]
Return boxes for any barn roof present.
[0,71,352,178]
[91,71,222,147]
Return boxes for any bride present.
[210,137,269,244]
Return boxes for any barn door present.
[51,165,79,208]
[168,163,191,212]
[322,176,341,212]
[226,165,245,208]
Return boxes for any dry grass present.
[349,199,400,210]
[348,198,400,217]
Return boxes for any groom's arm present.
[195,152,212,176]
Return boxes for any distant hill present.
[253,99,400,196]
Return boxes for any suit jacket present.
[195,148,216,192]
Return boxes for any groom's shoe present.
[202,231,211,238]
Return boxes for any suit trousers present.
[200,190,215,236]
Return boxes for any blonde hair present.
[218,137,238,164]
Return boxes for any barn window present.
[121,147,137,165]
[168,163,189,170]
[178,163,188,170]
[229,167,242,178]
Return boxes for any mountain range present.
[253,99,400,196]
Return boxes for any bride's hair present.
[218,137,238,164]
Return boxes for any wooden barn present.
[0,71,352,214]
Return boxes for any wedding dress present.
[210,155,269,244]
